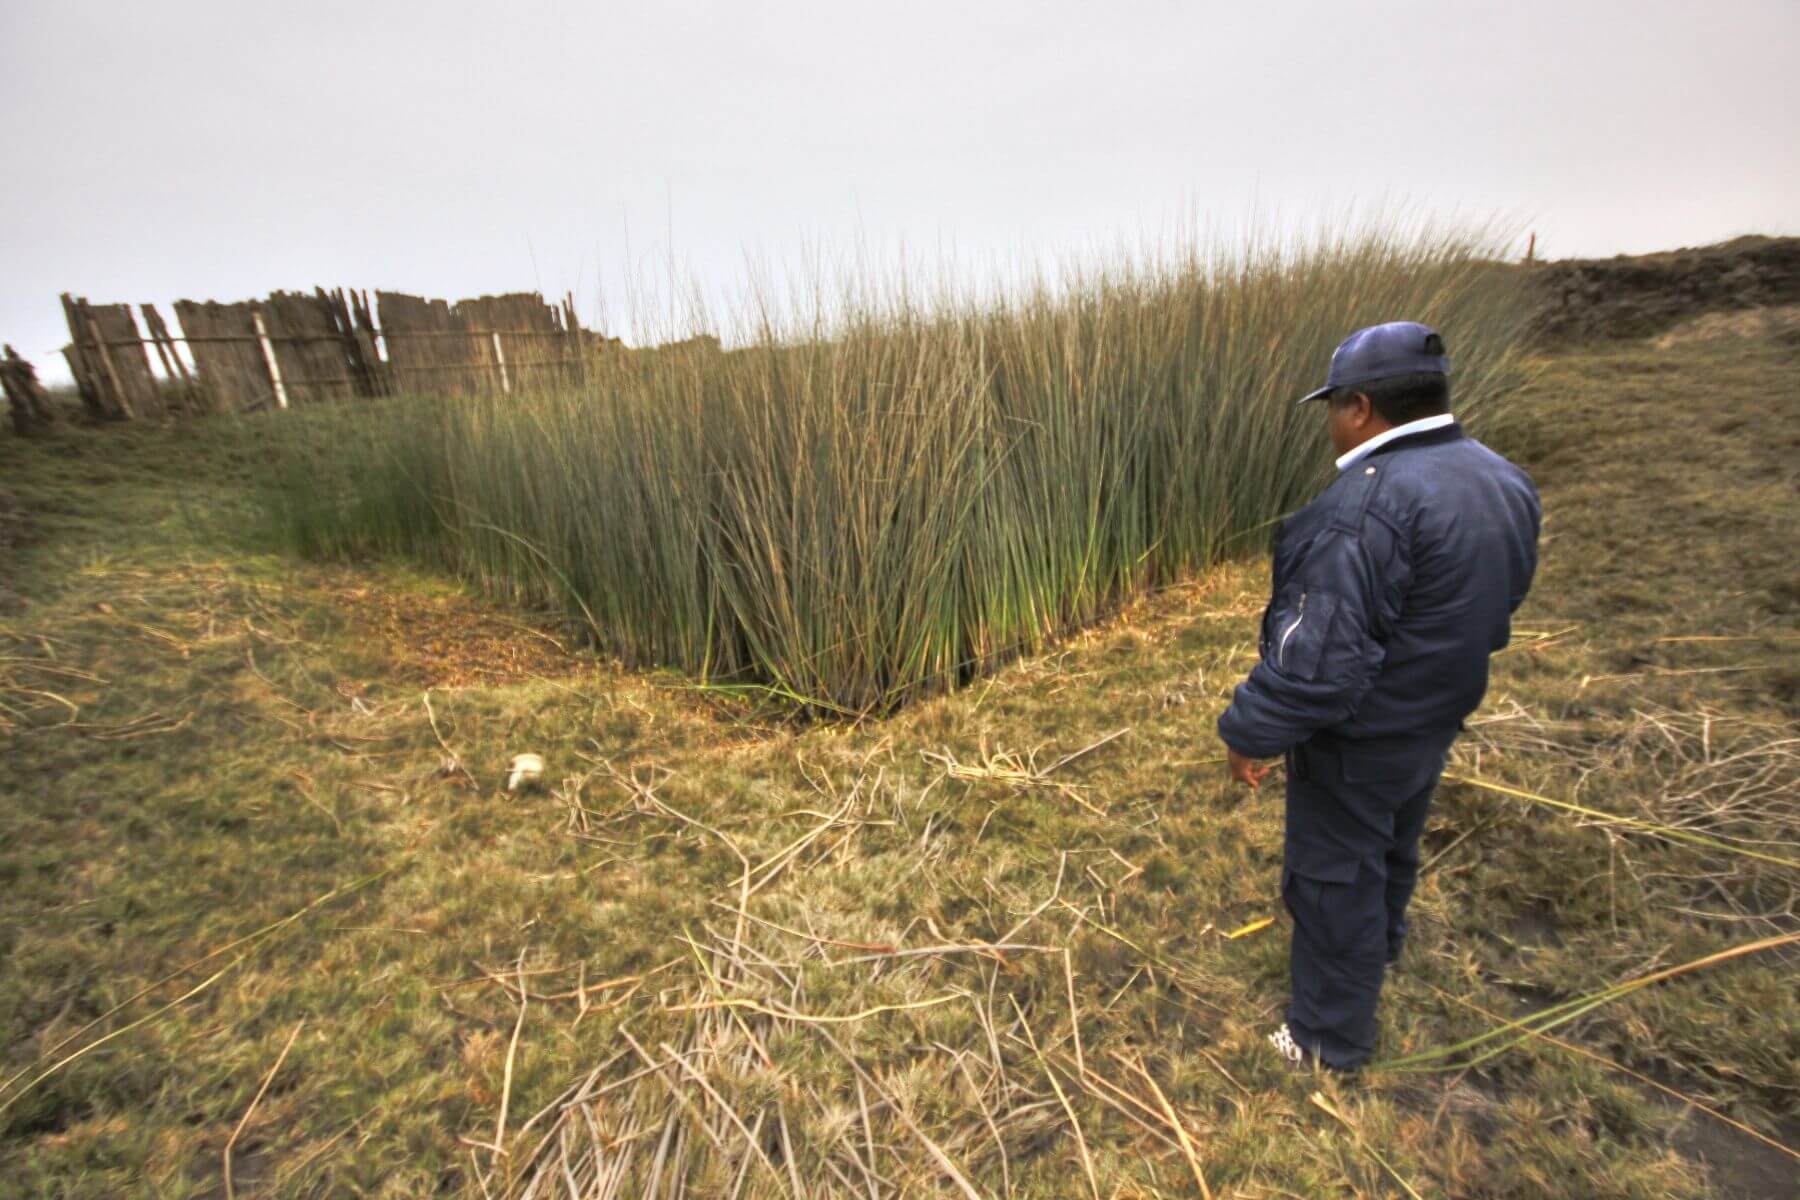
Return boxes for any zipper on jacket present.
[1277,592,1307,668]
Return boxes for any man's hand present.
[1228,748,1276,790]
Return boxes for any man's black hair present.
[1331,371,1451,425]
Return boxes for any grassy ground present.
[1,330,1795,1197]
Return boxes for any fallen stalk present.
[665,993,964,1024]
[1426,983,1799,1163]
[1443,771,1800,870]
[816,1026,986,1200]
[224,1021,305,1200]
[1011,996,1099,1200]
[0,864,400,1112]
[0,957,245,1119]
[1377,930,1800,1071]
[1118,1052,1213,1200]
[1309,1091,1425,1200]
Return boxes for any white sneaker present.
[1267,1023,1309,1069]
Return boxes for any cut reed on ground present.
[260,227,1531,714]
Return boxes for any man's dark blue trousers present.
[1280,731,1457,1070]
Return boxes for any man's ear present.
[1350,391,1374,426]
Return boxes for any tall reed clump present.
[259,224,1533,714]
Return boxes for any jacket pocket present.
[1270,590,1341,680]
[1282,865,1362,956]
[1283,835,1362,884]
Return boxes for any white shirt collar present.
[1335,413,1457,471]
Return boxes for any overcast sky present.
[2,1,1795,381]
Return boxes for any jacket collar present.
[1336,414,1462,470]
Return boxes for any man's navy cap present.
[1298,321,1450,404]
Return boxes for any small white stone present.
[507,753,545,792]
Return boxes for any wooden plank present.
[491,330,510,394]
[174,300,268,412]
[60,294,108,419]
[87,317,134,419]
[251,310,289,409]
[141,305,193,386]
[139,304,191,415]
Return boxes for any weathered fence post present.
[86,317,135,419]
[491,330,511,395]
[251,310,289,410]
[140,304,198,414]
[350,289,386,396]
[61,294,160,419]
[1,344,59,435]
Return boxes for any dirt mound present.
[1528,235,1800,344]
[1652,303,1800,350]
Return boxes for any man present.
[1216,321,1540,1073]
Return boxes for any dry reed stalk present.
[438,961,604,991]
[927,742,1111,816]
[999,852,1068,944]
[1427,983,1799,1163]
[1066,1056,1183,1152]
[950,1050,1012,1196]
[1077,1055,1171,1124]
[420,690,476,785]
[1,956,242,1119]
[618,1028,732,1160]
[854,1074,880,1199]
[666,992,963,1024]
[1195,1047,1250,1098]
[775,1105,807,1198]
[0,862,398,1109]
[656,1040,784,1187]
[681,936,776,1070]
[1443,771,1800,869]
[1382,929,1800,1070]
[1010,996,1099,1200]
[1041,728,1132,775]
[746,797,859,897]
[1490,623,1581,656]
[1652,633,1800,643]
[472,952,529,1184]
[612,760,763,952]
[1308,1091,1425,1200]
[710,901,898,954]
[506,1059,617,1180]
[1054,900,1209,996]
[1062,950,1086,1076]
[1119,1052,1212,1200]
[825,940,1059,968]
[223,1020,305,1200]
[818,1027,986,1200]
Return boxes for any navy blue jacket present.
[1217,423,1540,759]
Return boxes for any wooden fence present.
[53,287,619,421]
